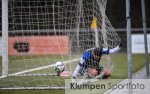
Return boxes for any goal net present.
[0,0,120,89]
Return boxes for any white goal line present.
[0,58,80,79]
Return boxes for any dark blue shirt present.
[79,48,109,69]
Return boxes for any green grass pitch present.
[0,53,149,94]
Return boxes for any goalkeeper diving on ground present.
[53,16,122,79]
[71,42,122,79]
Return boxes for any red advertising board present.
[8,36,69,55]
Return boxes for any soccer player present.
[72,42,122,79]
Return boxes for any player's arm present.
[109,42,122,54]
[109,46,121,54]
[102,42,122,54]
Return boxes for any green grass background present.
[0,53,149,94]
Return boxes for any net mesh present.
[0,0,120,88]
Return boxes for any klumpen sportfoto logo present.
[70,81,145,91]
[65,79,150,94]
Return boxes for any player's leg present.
[84,65,111,79]
[72,57,87,78]
[86,67,99,78]
[96,67,111,79]
[72,64,81,78]
[102,68,111,79]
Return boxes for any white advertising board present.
[132,34,150,54]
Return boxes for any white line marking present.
[0,58,80,79]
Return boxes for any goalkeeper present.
[72,42,122,79]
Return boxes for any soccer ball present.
[54,61,65,72]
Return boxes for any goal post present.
[2,0,8,77]
[0,0,120,89]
